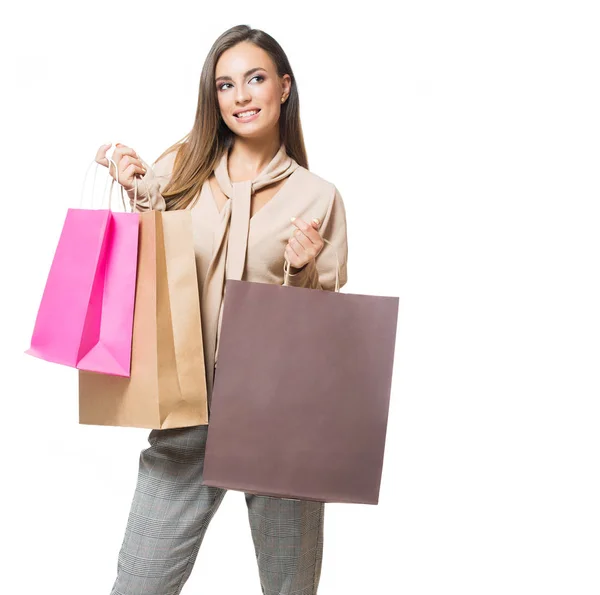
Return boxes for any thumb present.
[95,143,113,167]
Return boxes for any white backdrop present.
[1,1,599,593]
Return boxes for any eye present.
[218,75,264,92]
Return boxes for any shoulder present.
[151,147,180,178]
[140,143,184,181]
[293,165,339,202]
[288,166,346,228]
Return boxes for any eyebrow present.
[215,67,266,84]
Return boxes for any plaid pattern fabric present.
[110,424,325,595]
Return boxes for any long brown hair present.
[154,25,309,211]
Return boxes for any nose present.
[235,84,251,104]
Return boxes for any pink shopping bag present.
[25,158,140,377]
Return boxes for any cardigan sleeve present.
[284,184,348,291]
[126,149,178,212]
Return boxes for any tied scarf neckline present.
[213,142,300,278]
[201,142,300,404]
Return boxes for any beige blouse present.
[126,145,349,403]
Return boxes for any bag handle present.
[129,174,145,212]
[121,169,150,213]
[283,237,341,292]
[78,156,135,212]
[126,160,167,212]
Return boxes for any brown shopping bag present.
[202,248,399,504]
[78,207,208,429]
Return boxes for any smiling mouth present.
[234,109,261,118]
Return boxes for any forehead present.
[215,42,274,76]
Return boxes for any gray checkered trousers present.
[109,423,325,595]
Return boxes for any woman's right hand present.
[95,143,147,192]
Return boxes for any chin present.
[234,123,276,139]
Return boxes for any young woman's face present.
[215,41,290,139]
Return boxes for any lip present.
[233,108,261,123]
[233,106,260,116]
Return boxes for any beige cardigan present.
[127,146,349,402]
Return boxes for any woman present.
[96,24,348,595]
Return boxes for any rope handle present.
[282,237,341,292]
[128,161,159,212]
[78,153,145,212]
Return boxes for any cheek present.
[255,83,280,107]
[217,95,229,117]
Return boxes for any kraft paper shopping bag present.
[78,204,208,429]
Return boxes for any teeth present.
[236,109,259,118]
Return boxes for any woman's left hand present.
[285,216,323,270]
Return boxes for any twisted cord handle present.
[79,153,140,212]
[283,237,340,292]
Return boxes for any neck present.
[227,134,282,182]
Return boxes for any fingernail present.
[290,216,296,222]
[312,218,320,225]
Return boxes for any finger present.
[291,216,320,245]
[115,143,139,157]
[112,145,140,164]
[284,243,294,259]
[95,143,112,167]
[297,233,322,260]
[127,157,147,172]
[287,236,302,259]
[117,163,141,190]
[111,145,140,172]
[290,236,316,267]
[291,229,313,253]
[122,162,142,178]
[284,244,301,268]
[126,164,147,180]
[119,155,147,177]
[291,219,324,256]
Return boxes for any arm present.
[285,184,349,291]
[126,149,178,212]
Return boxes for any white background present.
[2,1,599,593]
